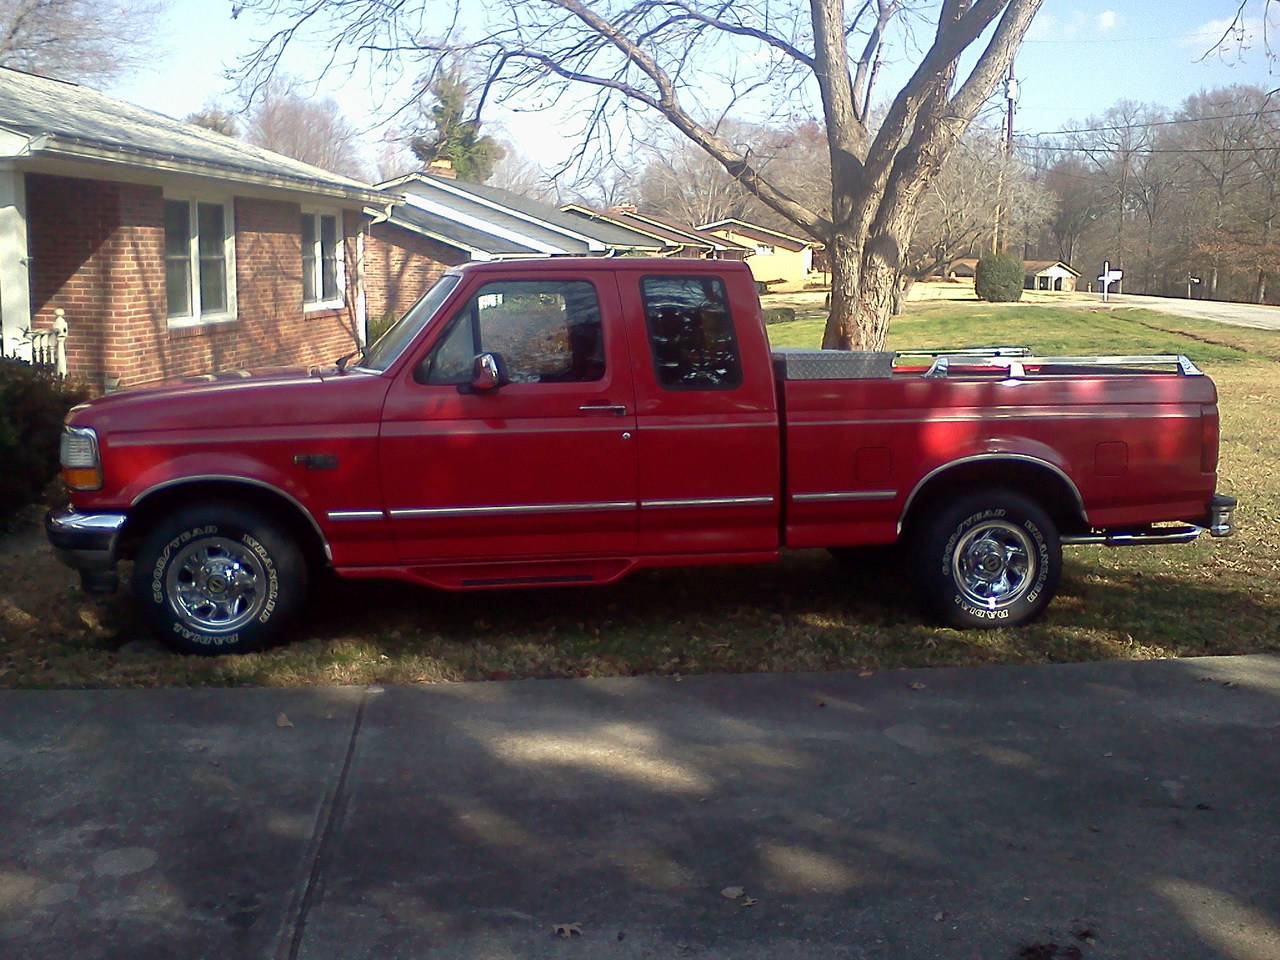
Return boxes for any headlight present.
[60,426,102,491]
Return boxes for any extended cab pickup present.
[47,258,1236,654]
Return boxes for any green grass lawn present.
[1,302,1276,688]
[765,300,1254,365]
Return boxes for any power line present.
[1017,141,1280,155]
[1023,34,1215,44]
[1028,105,1280,139]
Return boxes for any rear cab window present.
[640,275,743,391]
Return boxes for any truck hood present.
[68,365,389,434]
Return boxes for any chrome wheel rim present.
[952,519,1037,609]
[165,536,266,633]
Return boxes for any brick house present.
[0,67,386,391]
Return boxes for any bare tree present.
[634,120,831,228]
[908,129,1005,278]
[234,0,1044,350]
[488,149,560,203]
[186,105,240,137]
[1040,157,1107,268]
[637,128,756,226]
[245,75,369,180]
[0,0,169,85]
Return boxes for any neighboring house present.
[1023,260,1080,292]
[697,219,817,285]
[948,258,1080,293]
[366,164,664,320]
[561,203,752,261]
[0,67,385,390]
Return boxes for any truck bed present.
[772,347,1220,549]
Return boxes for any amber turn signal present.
[61,466,102,491]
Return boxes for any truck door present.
[379,273,638,562]
[621,271,781,555]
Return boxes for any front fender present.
[120,452,309,510]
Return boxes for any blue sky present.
[109,1,1280,167]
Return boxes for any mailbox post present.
[1098,261,1123,302]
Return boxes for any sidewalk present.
[2,655,1277,960]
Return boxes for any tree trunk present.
[821,230,897,350]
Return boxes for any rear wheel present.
[131,503,307,655]
[912,490,1061,629]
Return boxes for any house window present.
[164,197,234,324]
[302,211,343,307]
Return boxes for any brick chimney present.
[607,202,638,214]
[427,156,457,179]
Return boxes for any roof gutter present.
[25,134,387,205]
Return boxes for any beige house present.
[1023,260,1080,292]
[698,218,816,286]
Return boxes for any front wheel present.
[131,503,308,655]
[911,490,1061,629]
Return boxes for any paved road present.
[1089,292,1280,331]
[2,655,1278,960]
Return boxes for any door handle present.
[578,404,629,416]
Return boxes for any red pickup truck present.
[47,258,1235,654]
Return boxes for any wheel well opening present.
[902,460,1086,537]
[119,481,330,573]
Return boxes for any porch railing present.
[29,309,68,377]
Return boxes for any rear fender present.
[900,450,1087,536]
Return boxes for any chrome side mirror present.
[466,352,509,393]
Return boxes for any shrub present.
[0,361,90,524]
[365,313,398,346]
[974,251,1025,302]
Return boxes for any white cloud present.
[1096,10,1118,32]
[1025,11,1059,42]
[1181,8,1280,54]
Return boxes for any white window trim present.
[163,192,237,328]
[301,207,346,312]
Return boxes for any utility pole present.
[993,61,1017,253]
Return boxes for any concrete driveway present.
[1,655,1277,960]
[1084,292,1280,331]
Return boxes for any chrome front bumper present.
[44,510,127,593]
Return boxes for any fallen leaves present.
[720,885,759,907]
[276,713,294,728]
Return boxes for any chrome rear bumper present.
[1061,494,1237,547]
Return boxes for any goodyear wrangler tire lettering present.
[132,503,307,656]
[912,490,1062,630]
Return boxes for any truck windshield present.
[358,274,461,372]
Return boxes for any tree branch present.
[541,0,828,234]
